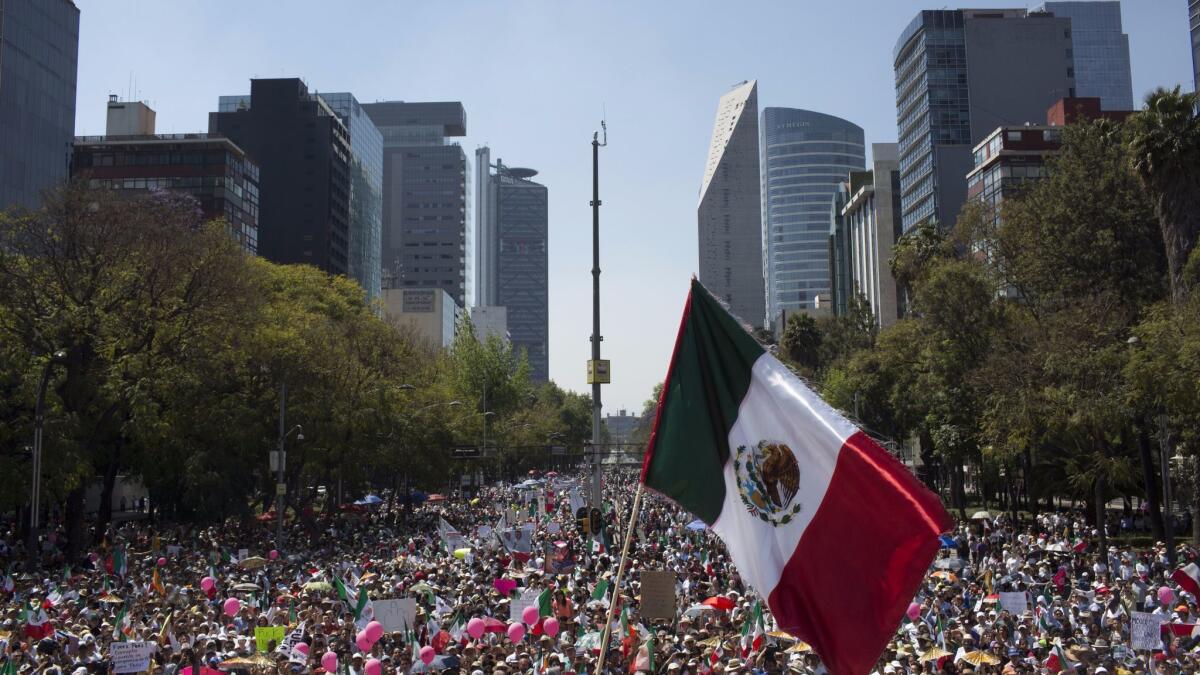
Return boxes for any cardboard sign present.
[111,641,155,673]
[374,598,418,633]
[511,588,542,621]
[639,570,677,620]
[998,592,1028,616]
[254,626,286,652]
[1131,612,1165,651]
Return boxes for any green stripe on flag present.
[640,279,763,524]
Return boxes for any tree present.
[778,313,821,375]
[1126,86,1200,301]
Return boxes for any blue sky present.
[74,0,1192,413]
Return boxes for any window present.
[1006,131,1022,142]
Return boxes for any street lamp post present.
[28,349,67,563]
[589,122,607,511]
[274,382,303,554]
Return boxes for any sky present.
[73,0,1193,414]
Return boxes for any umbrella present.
[217,657,259,671]
[919,647,951,662]
[481,617,507,633]
[960,651,1000,666]
[98,593,124,604]
[232,583,261,592]
[685,519,707,531]
[410,582,436,602]
[427,494,446,503]
[358,494,383,505]
[938,534,957,548]
[545,471,559,477]
[412,655,460,672]
[303,581,333,593]
[970,510,992,521]
[239,556,269,570]
[255,513,276,523]
[930,571,958,582]
[702,596,735,611]
[576,631,604,653]
[683,604,717,619]
[698,637,723,648]
[766,631,796,642]
[784,642,812,654]
[934,558,965,570]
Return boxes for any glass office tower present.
[760,108,864,319]
[1044,1,1133,111]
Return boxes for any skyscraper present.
[894,9,1075,233]
[475,147,549,382]
[698,80,765,327]
[760,108,864,319]
[839,143,905,328]
[362,102,470,309]
[1044,2,1133,111]
[1191,0,1200,93]
[0,0,80,210]
[210,78,351,276]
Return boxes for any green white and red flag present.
[639,280,952,675]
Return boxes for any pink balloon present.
[493,578,517,596]
[200,576,215,592]
[269,549,279,560]
[906,602,921,621]
[365,621,384,644]
[223,597,240,616]
[321,652,338,672]
[542,617,560,638]
[507,622,525,643]
[294,643,310,657]
[521,605,540,626]
[1160,586,1175,606]
[364,659,381,675]
[467,617,485,639]
[157,557,167,567]
[356,631,372,653]
[419,646,436,665]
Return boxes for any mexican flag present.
[22,603,52,640]
[740,601,764,656]
[591,580,610,603]
[113,606,133,641]
[1046,641,1074,673]
[639,280,952,675]
[1174,563,1200,597]
[333,576,373,628]
[537,588,553,617]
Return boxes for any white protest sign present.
[111,641,155,673]
[511,588,541,622]
[374,597,418,633]
[1131,612,1165,651]
[238,548,249,561]
[998,592,1028,616]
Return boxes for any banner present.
[499,525,534,554]
[545,542,575,574]
[1132,612,1165,651]
[275,622,306,656]
[111,642,155,673]
[254,626,286,653]
[374,598,418,633]
[639,570,677,620]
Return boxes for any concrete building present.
[1043,2,1133,111]
[894,9,1076,233]
[475,148,549,382]
[470,305,509,343]
[603,410,641,445]
[361,102,470,309]
[698,80,765,327]
[210,79,351,275]
[382,288,459,349]
[72,97,260,253]
[0,0,80,210]
[828,182,853,318]
[839,144,904,328]
[761,108,865,320]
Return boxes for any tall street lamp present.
[29,349,68,563]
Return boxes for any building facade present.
[603,410,641,445]
[840,144,904,328]
[1191,0,1200,93]
[0,0,79,210]
[382,288,459,349]
[894,9,1075,233]
[761,108,865,320]
[828,181,853,317]
[470,305,509,343]
[361,102,470,309]
[71,97,260,253]
[1043,2,1133,111]
[698,80,765,327]
[475,151,549,382]
[210,79,351,275]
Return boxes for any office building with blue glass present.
[1044,2,1133,111]
[0,0,79,210]
[760,108,864,319]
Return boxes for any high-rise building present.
[828,181,853,318]
[72,97,260,253]
[1191,0,1200,92]
[361,102,470,309]
[760,108,865,320]
[475,147,549,383]
[382,288,459,349]
[839,144,905,328]
[698,80,765,327]
[894,9,1075,233]
[0,0,80,210]
[210,79,351,276]
[1043,2,1133,111]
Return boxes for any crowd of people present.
[4,471,1200,675]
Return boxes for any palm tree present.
[1126,86,1200,302]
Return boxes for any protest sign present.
[639,570,677,620]
[374,598,418,633]
[238,548,249,561]
[998,592,1028,616]
[111,641,155,673]
[1131,612,1165,651]
[511,588,542,622]
[254,626,285,652]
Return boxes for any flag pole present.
[595,481,643,675]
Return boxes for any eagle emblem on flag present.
[733,440,803,525]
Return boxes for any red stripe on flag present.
[767,431,951,675]
[639,286,693,483]
[1173,564,1200,598]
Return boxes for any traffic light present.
[576,507,590,535]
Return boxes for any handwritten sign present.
[374,598,417,633]
[111,641,155,673]
[1132,612,1165,651]
[254,626,286,653]
[998,592,1028,616]
[511,588,542,622]
[639,570,676,620]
